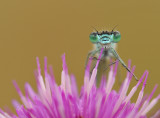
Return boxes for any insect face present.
[98,34,114,44]
[89,31,121,45]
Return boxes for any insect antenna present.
[91,26,98,33]
[111,25,118,32]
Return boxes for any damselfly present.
[85,27,138,82]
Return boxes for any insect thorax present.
[93,43,117,60]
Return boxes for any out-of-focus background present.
[0,0,159,116]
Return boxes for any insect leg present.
[85,50,100,69]
[103,60,119,72]
[90,56,105,61]
[110,47,139,81]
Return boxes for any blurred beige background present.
[0,0,159,116]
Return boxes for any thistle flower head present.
[0,49,160,118]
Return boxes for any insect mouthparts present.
[103,39,108,41]
[103,36,110,38]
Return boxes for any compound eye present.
[89,32,98,43]
[113,31,121,43]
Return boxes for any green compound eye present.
[113,31,121,43]
[89,32,99,43]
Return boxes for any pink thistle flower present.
[0,49,160,118]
